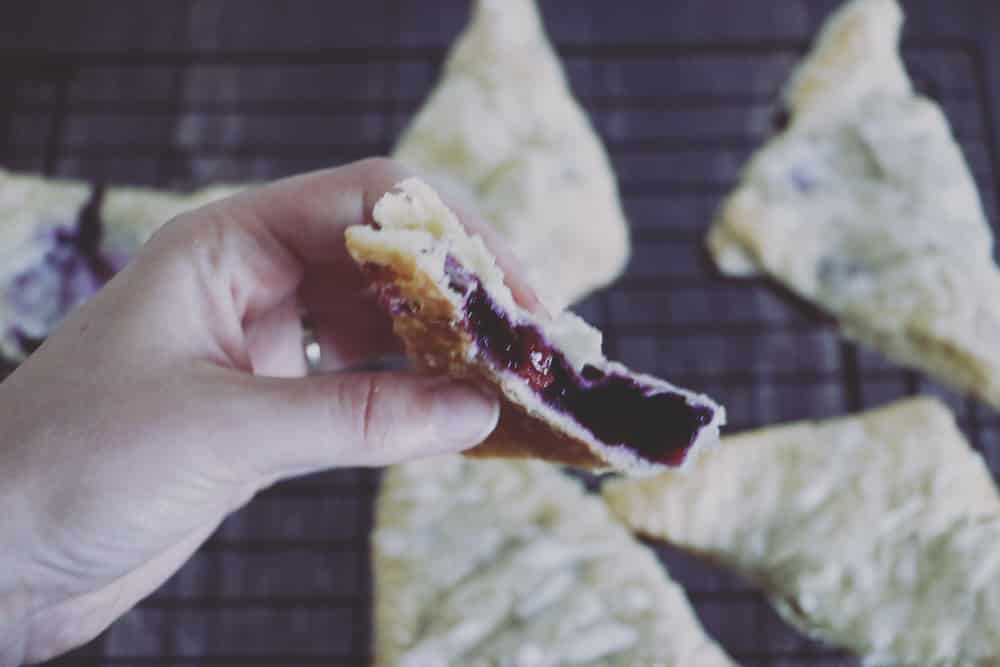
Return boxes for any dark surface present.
[2,1,1000,666]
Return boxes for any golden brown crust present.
[465,403,601,469]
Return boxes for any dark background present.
[2,1,999,665]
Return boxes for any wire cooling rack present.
[2,4,999,666]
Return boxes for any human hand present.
[0,158,542,664]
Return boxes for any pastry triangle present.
[603,397,1000,664]
[393,0,630,311]
[708,0,1000,410]
[373,456,738,666]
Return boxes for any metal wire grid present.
[1,29,998,667]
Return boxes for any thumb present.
[233,371,500,479]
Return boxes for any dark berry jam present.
[75,184,117,282]
[771,107,791,133]
[362,253,716,466]
[444,254,476,295]
[442,255,713,466]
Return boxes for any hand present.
[0,158,541,664]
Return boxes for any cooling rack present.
[2,3,998,666]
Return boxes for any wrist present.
[0,444,59,664]
[0,507,84,665]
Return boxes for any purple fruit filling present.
[771,107,791,133]
[73,184,118,282]
[12,330,44,356]
[6,185,120,356]
[442,255,714,466]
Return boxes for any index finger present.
[209,157,548,316]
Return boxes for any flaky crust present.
[603,397,1000,664]
[707,0,1000,410]
[346,178,723,475]
[374,457,738,666]
[392,0,629,311]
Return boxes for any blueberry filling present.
[371,255,714,466]
[789,166,815,193]
[12,331,43,355]
[6,185,120,355]
[74,184,117,282]
[771,107,791,133]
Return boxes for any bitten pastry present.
[393,0,629,310]
[708,0,1000,410]
[603,397,1000,664]
[374,457,739,666]
[346,178,723,475]
[0,168,240,360]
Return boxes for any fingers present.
[198,157,408,274]
[231,371,500,479]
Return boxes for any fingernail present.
[429,380,500,450]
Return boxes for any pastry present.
[393,0,630,311]
[708,0,1000,410]
[346,178,723,475]
[374,456,738,666]
[0,168,240,360]
[0,171,96,360]
[602,397,1000,664]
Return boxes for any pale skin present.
[0,158,545,664]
